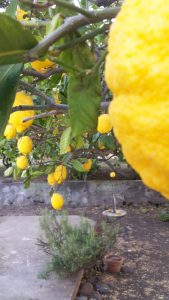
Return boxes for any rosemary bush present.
[38,211,118,277]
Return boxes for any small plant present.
[38,210,118,278]
[159,210,169,222]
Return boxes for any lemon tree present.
[4,0,167,210]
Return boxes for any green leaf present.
[60,127,71,155]
[72,160,84,172]
[72,136,84,149]
[4,166,13,177]
[44,165,55,174]
[68,72,102,137]
[0,14,38,65]
[24,176,31,189]
[0,63,23,136]
[5,0,18,18]
[99,135,116,149]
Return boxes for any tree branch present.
[52,0,94,18]
[22,67,63,80]
[20,20,50,27]
[19,0,51,9]
[12,104,67,112]
[54,24,109,52]
[22,110,61,122]
[19,80,54,104]
[25,6,120,60]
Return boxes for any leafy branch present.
[25,6,120,60]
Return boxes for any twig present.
[22,67,63,79]
[20,0,94,17]
[19,80,54,104]
[23,110,62,122]
[52,0,94,18]
[20,20,50,27]
[25,7,120,59]
[19,0,51,9]
[12,104,67,112]
[54,24,109,52]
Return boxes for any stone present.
[95,282,110,295]
[107,277,118,288]
[79,282,94,297]
[91,291,103,300]
[121,262,136,274]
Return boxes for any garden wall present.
[0,178,166,207]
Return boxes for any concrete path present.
[0,216,91,300]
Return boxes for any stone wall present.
[0,178,166,207]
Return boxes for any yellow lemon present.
[105,0,169,199]
[97,114,112,134]
[31,59,55,73]
[47,173,57,187]
[16,7,28,21]
[17,136,33,155]
[9,92,34,133]
[83,159,92,172]
[16,155,29,170]
[54,165,67,184]
[51,193,64,210]
[110,172,116,178]
[4,124,16,139]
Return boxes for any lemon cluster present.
[4,92,34,140]
[47,165,67,211]
[47,165,67,187]
[105,0,169,199]
[16,136,33,170]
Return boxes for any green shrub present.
[38,211,118,278]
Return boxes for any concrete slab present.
[0,216,93,300]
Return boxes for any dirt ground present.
[1,204,169,300]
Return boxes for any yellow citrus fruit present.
[105,0,169,199]
[4,124,16,139]
[17,136,33,155]
[110,172,116,178]
[31,59,55,73]
[16,7,28,21]
[51,193,64,210]
[97,114,112,134]
[47,173,57,187]
[54,165,67,184]
[16,155,29,170]
[83,159,92,172]
[9,92,34,133]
